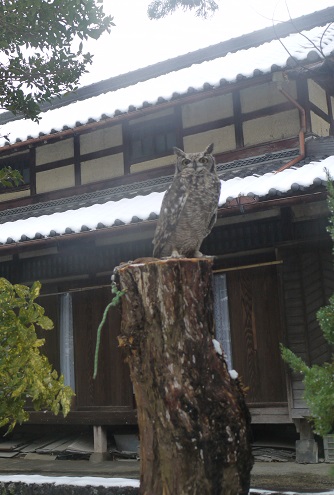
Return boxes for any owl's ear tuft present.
[204,143,214,155]
[173,147,185,157]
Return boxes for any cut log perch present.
[118,258,253,495]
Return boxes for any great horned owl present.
[152,143,221,258]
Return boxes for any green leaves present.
[93,282,126,380]
[317,296,334,346]
[0,278,74,432]
[280,345,309,375]
[0,0,114,121]
[281,342,334,435]
[0,167,23,188]
[147,0,219,19]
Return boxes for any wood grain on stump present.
[118,258,253,495]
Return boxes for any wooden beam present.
[27,409,137,425]
[250,406,290,424]
[74,134,81,186]
[214,260,283,274]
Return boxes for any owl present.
[152,143,221,258]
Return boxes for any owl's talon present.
[194,251,204,258]
[171,250,183,258]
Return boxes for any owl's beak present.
[193,160,205,171]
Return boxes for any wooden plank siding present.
[72,288,133,410]
[30,287,135,425]
[250,406,290,424]
[280,248,334,417]
[36,295,60,372]
[1,210,330,427]
[227,264,287,405]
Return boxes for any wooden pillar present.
[294,419,318,463]
[90,425,109,463]
[118,258,253,495]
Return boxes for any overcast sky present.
[78,0,334,86]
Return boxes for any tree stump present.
[118,258,253,495]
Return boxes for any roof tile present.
[0,20,333,146]
[0,156,332,246]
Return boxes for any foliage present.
[280,345,334,436]
[93,281,125,379]
[0,0,114,121]
[325,173,334,290]
[0,278,74,431]
[281,173,334,436]
[0,166,23,188]
[147,0,219,19]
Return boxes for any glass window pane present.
[129,115,177,163]
[0,153,30,186]
[142,135,154,157]
[155,133,166,153]
[131,139,142,160]
[166,131,176,150]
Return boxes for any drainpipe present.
[274,86,306,173]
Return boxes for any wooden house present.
[0,6,334,461]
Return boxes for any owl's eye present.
[199,157,208,164]
[182,158,191,166]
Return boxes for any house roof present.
[0,155,332,247]
[0,9,332,250]
[0,7,333,148]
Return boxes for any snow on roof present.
[0,156,332,246]
[1,23,334,147]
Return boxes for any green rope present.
[93,284,126,380]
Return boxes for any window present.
[129,115,177,163]
[0,152,30,186]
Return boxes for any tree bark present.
[118,258,253,495]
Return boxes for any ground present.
[251,461,333,492]
[0,457,333,494]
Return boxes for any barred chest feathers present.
[152,143,221,258]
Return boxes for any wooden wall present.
[227,264,287,405]
[0,202,331,426]
[36,295,60,372]
[33,287,134,424]
[280,247,334,418]
[72,288,133,409]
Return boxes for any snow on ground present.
[0,474,139,487]
[253,492,334,495]
[0,475,332,495]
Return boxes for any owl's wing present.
[207,211,218,235]
[152,179,188,257]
